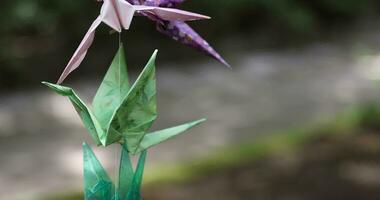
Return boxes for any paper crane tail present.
[157,20,230,67]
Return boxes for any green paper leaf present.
[135,118,206,154]
[93,45,130,129]
[83,142,115,200]
[126,151,147,200]
[42,82,103,145]
[109,50,158,151]
[118,144,134,200]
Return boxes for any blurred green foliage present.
[0,0,377,89]
[357,104,380,130]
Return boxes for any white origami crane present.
[57,0,210,84]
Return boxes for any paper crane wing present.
[128,0,229,67]
[157,20,229,67]
[42,82,104,145]
[134,6,210,21]
[109,50,158,151]
[93,45,130,129]
[134,118,206,154]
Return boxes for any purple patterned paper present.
[144,0,186,7]
[157,20,229,66]
[127,0,229,67]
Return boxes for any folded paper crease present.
[83,142,147,200]
[45,46,205,154]
[57,0,210,84]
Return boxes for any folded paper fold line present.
[46,46,206,153]
[57,0,210,84]
[83,142,148,200]
[127,0,230,68]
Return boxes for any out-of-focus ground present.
[2,20,380,199]
[144,108,380,200]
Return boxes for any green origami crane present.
[83,142,147,200]
[42,45,205,154]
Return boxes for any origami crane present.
[57,0,210,84]
[44,46,205,154]
[127,0,230,67]
[83,142,147,200]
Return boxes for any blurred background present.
[3,0,380,199]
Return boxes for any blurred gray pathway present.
[2,27,380,199]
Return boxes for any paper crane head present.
[43,46,205,154]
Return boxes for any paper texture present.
[83,142,147,200]
[57,0,210,84]
[128,0,230,67]
[44,46,205,153]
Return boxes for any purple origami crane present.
[129,0,230,67]
[58,0,229,84]
[57,0,210,84]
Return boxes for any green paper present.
[43,45,205,153]
[111,50,157,152]
[135,118,206,154]
[93,45,130,129]
[83,143,147,200]
[118,144,134,200]
[83,142,115,200]
[42,82,103,145]
[126,150,147,200]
